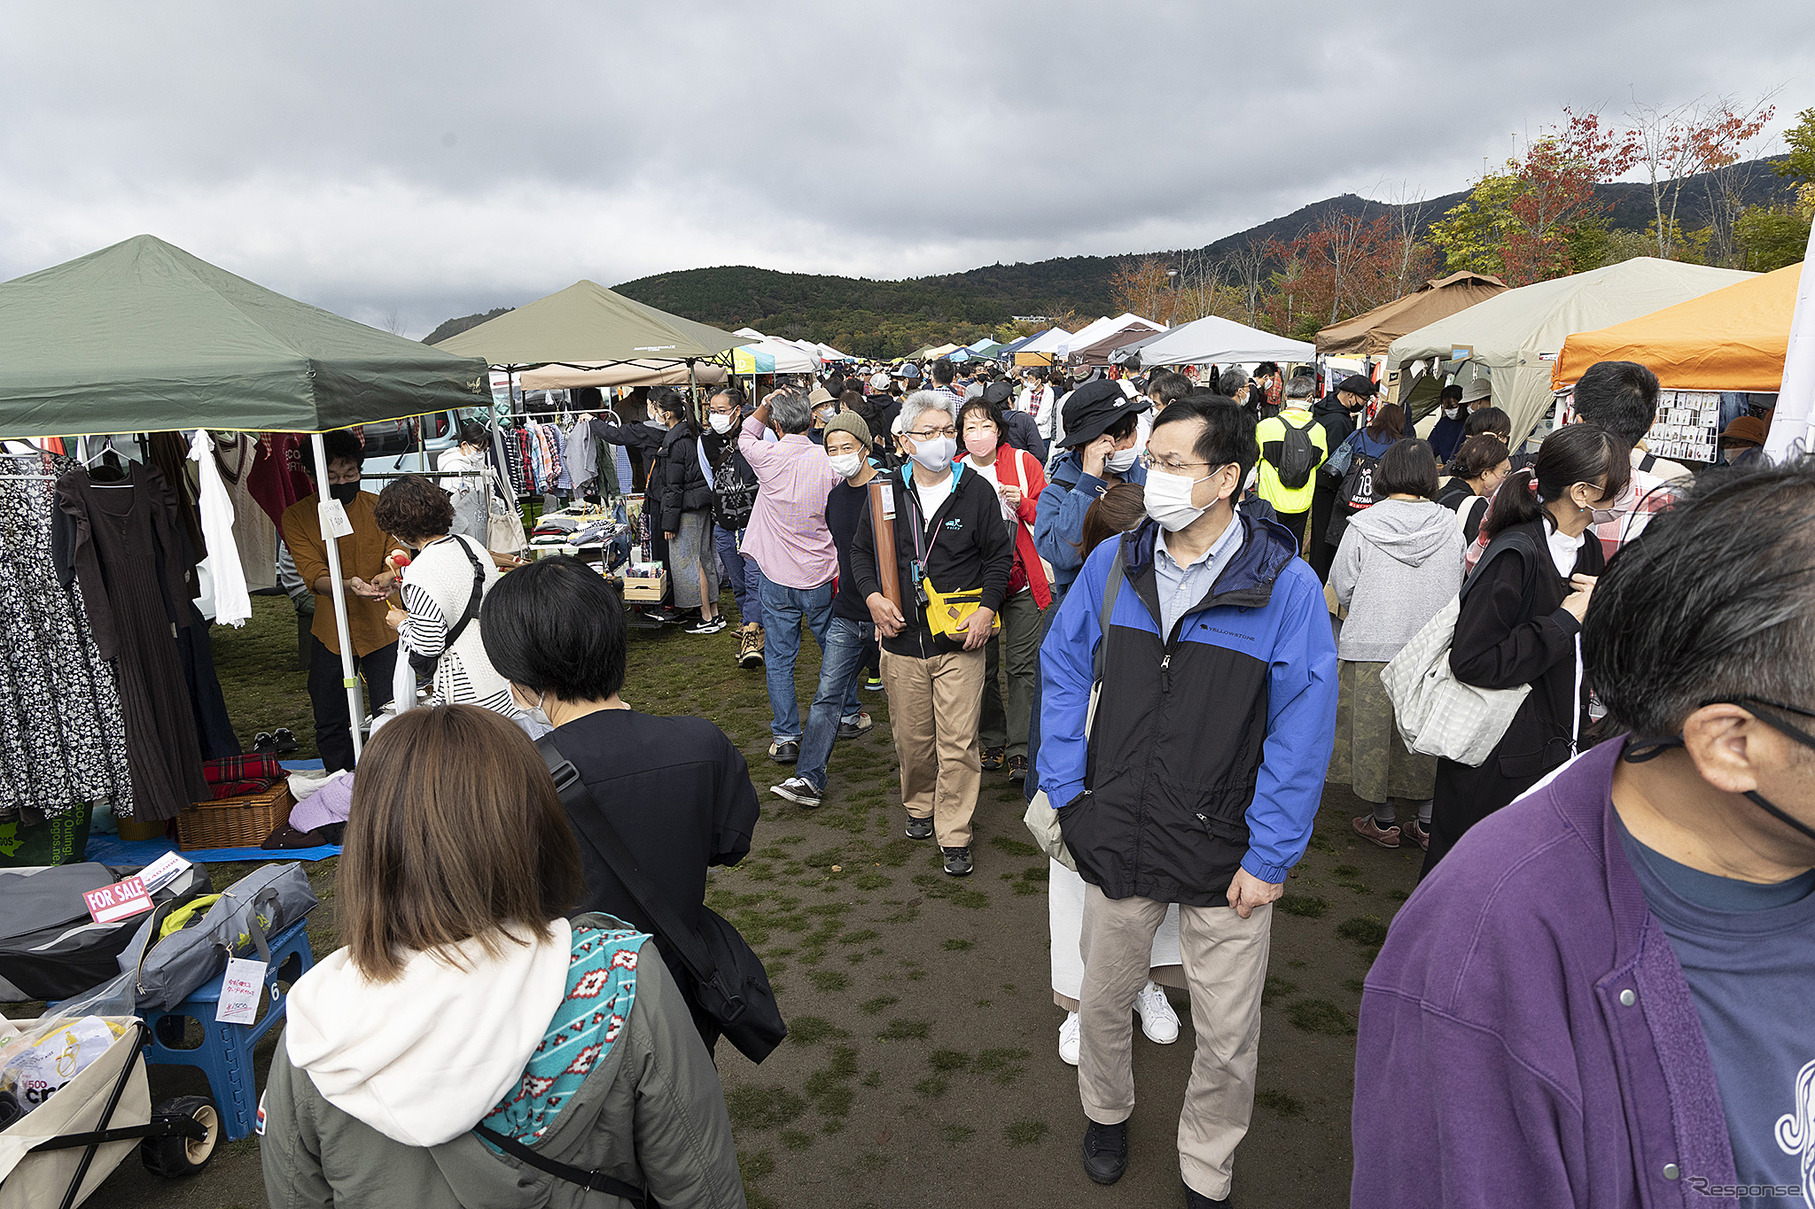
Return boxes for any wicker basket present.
[175,783,294,850]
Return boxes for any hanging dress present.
[56,463,209,821]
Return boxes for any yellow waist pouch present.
[922,580,1002,639]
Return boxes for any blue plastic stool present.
[141,917,315,1141]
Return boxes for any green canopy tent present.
[0,233,492,762]
[433,278,750,373]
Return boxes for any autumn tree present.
[1625,92,1776,263]
[1107,256,1177,324]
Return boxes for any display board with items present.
[1644,390,1721,464]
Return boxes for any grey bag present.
[119,862,318,1013]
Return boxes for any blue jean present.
[796,615,874,791]
[715,524,764,624]
[761,578,833,741]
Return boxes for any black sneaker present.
[768,740,799,765]
[904,816,934,841]
[834,712,873,740]
[941,846,973,877]
[770,777,822,808]
[252,731,277,755]
[272,727,298,755]
[1006,754,1028,783]
[980,746,1006,772]
[685,616,727,635]
[1183,1181,1230,1208]
[1081,1120,1128,1185]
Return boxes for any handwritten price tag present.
[216,957,268,1025]
[319,499,355,540]
[83,876,153,924]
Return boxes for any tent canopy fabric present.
[0,234,489,440]
[1550,262,1803,392]
[1017,327,1074,355]
[1062,313,1163,354]
[1316,271,1507,356]
[518,360,730,390]
[1388,257,1754,444]
[1134,315,1315,368]
[999,330,1046,356]
[433,279,749,368]
[730,332,820,375]
[1070,320,1165,366]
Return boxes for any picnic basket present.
[174,785,293,851]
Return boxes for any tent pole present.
[311,432,366,763]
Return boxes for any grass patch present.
[1263,975,1298,1001]
[1277,894,1328,918]
[939,1123,974,1146]
[741,1148,776,1179]
[1254,1089,1306,1118]
[839,929,879,946]
[780,1129,813,1150]
[1285,999,1356,1036]
[1332,864,1361,877]
[942,938,973,951]
[1337,915,1390,948]
[1004,1120,1049,1147]
[987,836,1041,858]
[859,995,899,1016]
[878,1017,931,1041]
[853,873,890,890]
[725,1086,806,1130]
[1386,888,1410,902]
[976,1047,1030,1085]
[928,1049,971,1072]
[914,1076,948,1097]
[1343,977,1368,995]
[788,1016,851,1045]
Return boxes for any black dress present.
[1422,518,1603,876]
[57,463,209,821]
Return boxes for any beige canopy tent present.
[434,279,749,370]
[1317,272,1506,356]
[519,360,729,390]
[1387,258,1754,445]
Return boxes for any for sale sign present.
[82,875,153,924]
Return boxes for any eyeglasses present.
[1137,451,1219,474]
[909,425,956,440]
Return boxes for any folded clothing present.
[288,771,354,834]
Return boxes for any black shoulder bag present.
[406,536,486,676]
[472,1123,647,1205]
[534,735,787,1065]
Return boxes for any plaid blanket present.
[202,754,285,800]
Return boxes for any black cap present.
[981,381,1014,406]
[1337,374,1378,397]
[1059,380,1150,448]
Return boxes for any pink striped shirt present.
[738,416,839,588]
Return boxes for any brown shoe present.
[980,746,1006,772]
[1405,820,1431,851]
[737,623,765,669]
[1351,814,1401,849]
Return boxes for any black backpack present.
[712,446,757,530]
[1337,446,1384,515]
[1274,414,1319,490]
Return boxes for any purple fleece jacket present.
[1353,737,1741,1209]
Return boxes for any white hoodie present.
[283,919,571,1147]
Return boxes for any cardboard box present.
[621,568,668,602]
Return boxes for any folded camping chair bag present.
[121,861,317,1013]
[0,862,211,1002]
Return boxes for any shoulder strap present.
[533,735,723,990]
[1461,528,1543,605]
[440,537,488,652]
[1093,551,1125,686]
[473,1124,646,1204]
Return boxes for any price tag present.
[216,957,268,1025]
[83,876,153,924]
[137,850,193,894]
[319,499,355,539]
[878,483,896,518]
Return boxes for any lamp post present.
[1166,267,1179,325]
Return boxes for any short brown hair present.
[1079,482,1147,555]
[372,473,455,542]
[340,705,582,982]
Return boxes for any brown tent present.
[1316,271,1507,356]
[1069,319,1164,366]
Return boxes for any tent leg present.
[311,432,366,763]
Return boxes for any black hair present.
[1149,396,1259,486]
[1480,422,1630,541]
[372,473,455,541]
[706,383,746,411]
[1586,460,1815,737]
[458,420,489,448]
[650,387,695,435]
[1450,433,1511,480]
[825,374,846,398]
[304,428,365,476]
[1439,383,1465,403]
[957,396,1006,447]
[1104,411,1141,442]
[1464,406,1512,440]
[1572,360,1659,446]
[1374,438,1440,499]
[931,358,955,386]
[480,555,627,702]
[1254,362,1280,378]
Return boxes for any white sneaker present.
[1058,1011,1081,1066]
[1135,981,1180,1044]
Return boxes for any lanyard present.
[901,464,961,570]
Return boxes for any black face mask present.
[1627,697,1815,844]
[328,481,360,505]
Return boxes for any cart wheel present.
[140,1096,219,1177]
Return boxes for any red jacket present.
[962,446,1051,610]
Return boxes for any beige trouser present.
[1077,883,1273,1201]
[880,647,985,848]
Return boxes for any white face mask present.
[708,412,734,434]
[908,436,956,473]
[510,685,553,730]
[1143,467,1219,532]
[1104,446,1139,474]
[1442,406,1460,420]
[828,452,865,479]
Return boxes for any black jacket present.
[849,463,1015,658]
[659,425,713,524]
[591,418,668,510]
[1426,519,1603,871]
[1312,391,1360,446]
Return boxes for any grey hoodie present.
[1329,498,1466,663]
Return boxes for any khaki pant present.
[880,647,985,848]
[1077,883,1273,1202]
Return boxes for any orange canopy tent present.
[1551,262,1803,391]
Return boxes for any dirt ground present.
[74,594,1419,1208]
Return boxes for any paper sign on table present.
[217,957,268,1025]
[83,876,153,924]
[137,850,193,894]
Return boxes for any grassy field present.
[78,592,1416,1209]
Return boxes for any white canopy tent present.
[1388,257,1753,445]
[732,328,823,374]
[1135,315,1315,368]
[817,342,853,362]
[1017,326,1075,356]
[1061,312,1163,355]
[1766,223,1815,461]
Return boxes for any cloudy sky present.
[4,1,1812,336]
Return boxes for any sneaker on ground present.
[1058,1011,1081,1066]
[941,846,973,877]
[737,623,765,669]
[1405,819,1431,851]
[1183,1182,1231,1209]
[1081,1120,1129,1185]
[979,746,1006,772]
[904,816,934,841]
[863,675,883,691]
[686,616,726,635]
[1006,754,1029,782]
[1134,981,1180,1044]
[770,777,822,808]
[834,712,873,740]
[768,739,799,765]
[1351,814,1401,849]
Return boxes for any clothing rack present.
[359,470,487,481]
